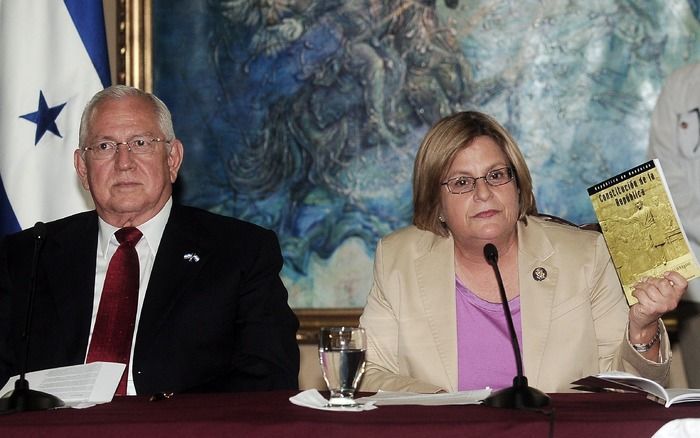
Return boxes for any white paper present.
[289,389,378,412]
[653,419,700,438]
[0,362,125,408]
[355,388,491,406]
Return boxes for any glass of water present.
[318,327,367,406]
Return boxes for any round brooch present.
[532,267,547,281]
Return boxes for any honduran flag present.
[0,0,110,237]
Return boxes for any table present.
[0,391,699,437]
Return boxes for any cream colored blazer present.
[359,215,670,393]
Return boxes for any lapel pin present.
[532,267,547,281]
[183,252,200,263]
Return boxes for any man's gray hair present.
[78,85,175,150]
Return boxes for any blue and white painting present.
[153,0,700,308]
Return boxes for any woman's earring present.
[438,215,445,223]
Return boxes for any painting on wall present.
[148,0,700,309]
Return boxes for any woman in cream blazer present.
[359,216,671,393]
[359,111,683,394]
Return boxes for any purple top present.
[456,277,522,391]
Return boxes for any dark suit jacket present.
[0,204,299,394]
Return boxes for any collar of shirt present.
[96,198,173,257]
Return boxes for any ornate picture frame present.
[116,0,362,344]
[115,0,693,342]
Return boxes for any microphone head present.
[483,243,498,264]
[33,222,47,240]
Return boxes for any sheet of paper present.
[290,389,378,412]
[0,362,125,408]
[355,388,491,406]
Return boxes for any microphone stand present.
[0,223,64,413]
[482,244,550,410]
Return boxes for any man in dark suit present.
[0,85,299,395]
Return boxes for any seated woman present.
[359,111,685,393]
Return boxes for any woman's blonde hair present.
[412,111,537,236]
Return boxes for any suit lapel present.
[136,206,208,341]
[414,232,458,392]
[517,218,558,387]
[44,212,99,356]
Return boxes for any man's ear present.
[167,139,184,183]
[74,149,90,190]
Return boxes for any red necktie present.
[86,227,142,396]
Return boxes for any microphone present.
[0,222,64,413]
[481,243,550,409]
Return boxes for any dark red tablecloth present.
[0,391,699,437]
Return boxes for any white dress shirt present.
[648,63,700,301]
[86,198,172,395]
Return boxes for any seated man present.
[0,85,299,395]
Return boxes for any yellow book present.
[587,159,700,305]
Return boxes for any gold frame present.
[293,309,362,344]
[117,0,362,344]
[117,0,152,91]
[116,0,678,345]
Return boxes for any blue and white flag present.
[0,0,110,237]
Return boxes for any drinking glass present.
[318,327,367,406]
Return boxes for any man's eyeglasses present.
[82,137,170,160]
[441,167,514,194]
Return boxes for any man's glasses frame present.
[82,137,170,160]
